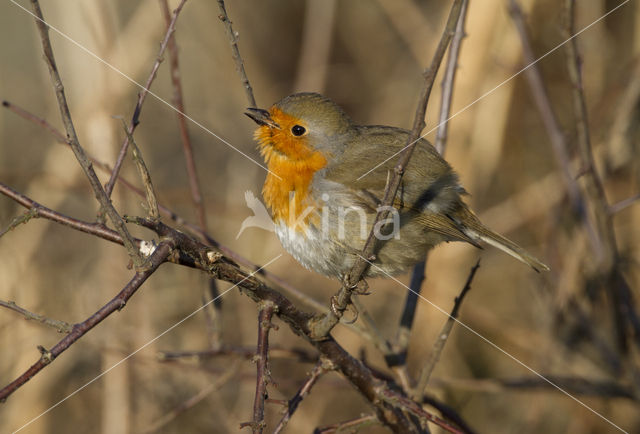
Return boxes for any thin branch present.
[29,0,142,266]
[159,0,207,231]
[0,241,173,401]
[609,193,640,215]
[0,181,129,247]
[158,346,317,364]
[309,0,465,340]
[217,0,257,107]
[250,302,276,433]
[104,0,187,198]
[378,388,464,434]
[508,0,600,255]
[313,414,380,433]
[0,300,72,334]
[564,0,640,352]
[119,119,160,221]
[141,366,238,434]
[413,260,480,400]
[273,358,333,434]
[434,0,469,155]
[1,100,67,142]
[434,375,637,400]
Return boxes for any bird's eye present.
[291,125,306,136]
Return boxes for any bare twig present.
[1,100,67,142]
[119,119,160,221]
[314,414,380,433]
[159,0,207,231]
[434,0,469,155]
[250,302,276,433]
[141,366,238,433]
[413,261,480,400]
[0,181,129,247]
[378,388,464,434]
[29,0,142,266]
[508,0,600,254]
[217,0,256,107]
[158,346,317,364]
[309,0,465,339]
[564,0,640,351]
[273,358,333,434]
[433,375,637,400]
[0,241,173,401]
[0,300,72,334]
[609,194,640,215]
[104,0,187,198]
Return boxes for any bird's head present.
[246,92,353,165]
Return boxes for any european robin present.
[246,92,548,277]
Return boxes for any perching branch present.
[308,0,465,340]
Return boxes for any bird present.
[236,190,275,239]
[245,92,548,278]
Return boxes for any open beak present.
[245,108,280,129]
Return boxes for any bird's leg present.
[341,302,359,324]
[352,278,370,296]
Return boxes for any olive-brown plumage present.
[246,92,548,277]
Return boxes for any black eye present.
[291,125,306,136]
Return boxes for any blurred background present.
[0,0,638,432]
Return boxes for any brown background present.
[0,0,638,432]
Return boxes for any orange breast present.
[255,107,328,228]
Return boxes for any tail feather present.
[468,227,549,272]
[452,205,549,272]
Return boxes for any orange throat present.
[255,108,327,228]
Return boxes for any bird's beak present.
[245,108,280,129]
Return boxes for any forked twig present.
[0,242,173,401]
[29,0,142,266]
